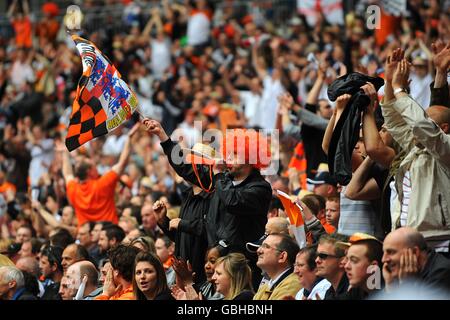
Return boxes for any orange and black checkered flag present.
[65,35,138,151]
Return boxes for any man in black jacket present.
[142,118,272,287]
[382,227,450,294]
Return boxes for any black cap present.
[306,171,337,187]
[4,242,21,256]
[245,234,268,253]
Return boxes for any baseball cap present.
[246,234,268,253]
[306,171,337,187]
[336,232,382,249]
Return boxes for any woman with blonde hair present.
[130,236,156,254]
[212,252,254,300]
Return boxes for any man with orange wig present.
[142,118,272,288]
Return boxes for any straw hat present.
[185,143,222,165]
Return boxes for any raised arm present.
[142,118,214,189]
[306,62,326,106]
[391,61,450,165]
[345,156,381,201]
[430,42,450,107]
[7,0,18,19]
[251,41,267,80]
[322,94,350,155]
[361,83,396,168]
[111,123,140,175]
[22,0,30,15]
[142,8,157,38]
[381,50,416,152]
[55,140,74,183]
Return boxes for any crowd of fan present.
[1,0,450,300]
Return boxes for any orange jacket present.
[95,285,134,300]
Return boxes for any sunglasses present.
[316,252,340,260]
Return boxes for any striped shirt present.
[338,186,382,238]
[400,171,411,227]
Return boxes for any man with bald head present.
[382,227,450,293]
[266,217,290,235]
[66,260,102,300]
[382,54,450,252]
[61,243,91,273]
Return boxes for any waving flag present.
[65,35,138,151]
[277,190,307,249]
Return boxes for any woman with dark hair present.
[171,246,224,300]
[132,251,173,300]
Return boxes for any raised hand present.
[431,41,450,72]
[399,248,419,284]
[173,256,195,288]
[127,122,140,138]
[360,82,378,112]
[141,118,169,141]
[382,262,395,291]
[277,92,295,114]
[384,48,404,83]
[335,94,351,111]
[392,59,411,91]
[153,200,167,222]
[102,267,121,298]
[169,218,181,230]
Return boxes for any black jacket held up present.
[327,73,384,185]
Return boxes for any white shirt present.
[27,139,54,187]
[400,170,412,227]
[267,268,291,290]
[10,60,35,89]
[102,134,128,156]
[255,75,284,129]
[172,122,201,148]
[151,38,171,79]
[295,278,332,300]
[239,90,261,127]
[187,12,210,46]
[410,73,433,109]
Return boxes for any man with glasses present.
[315,233,349,300]
[294,245,331,300]
[253,233,301,300]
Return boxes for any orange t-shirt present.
[66,171,119,226]
[12,17,32,48]
[95,285,134,300]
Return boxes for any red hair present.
[222,129,271,170]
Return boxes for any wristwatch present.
[393,87,407,95]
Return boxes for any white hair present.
[0,266,24,288]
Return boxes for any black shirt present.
[420,250,450,292]
[324,273,349,300]
[233,290,254,300]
